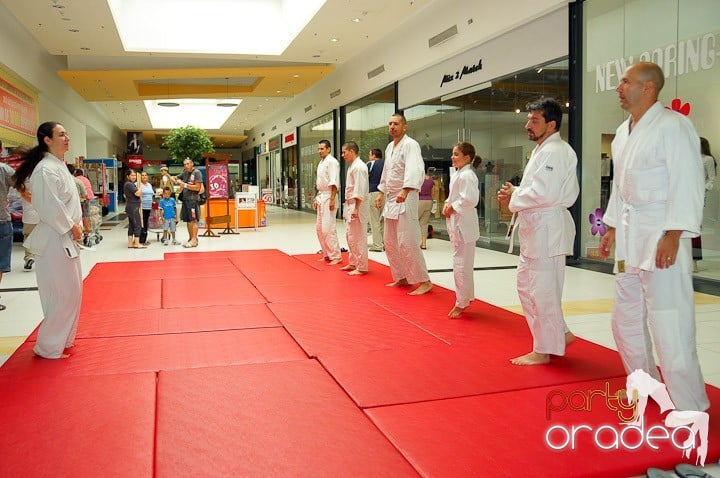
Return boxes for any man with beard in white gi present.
[599,62,709,412]
[314,139,342,265]
[340,141,370,275]
[498,98,578,366]
[375,113,432,295]
[15,122,83,359]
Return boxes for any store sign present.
[595,32,717,93]
[235,192,257,209]
[127,155,143,168]
[268,134,281,151]
[0,77,37,136]
[207,162,229,199]
[440,59,483,87]
[282,129,297,148]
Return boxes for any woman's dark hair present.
[13,122,61,192]
[700,137,717,174]
[125,168,136,179]
[454,141,476,159]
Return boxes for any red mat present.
[319,341,626,408]
[268,298,447,357]
[25,304,281,341]
[0,328,306,379]
[164,249,288,260]
[0,373,155,477]
[155,360,418,477]
[81,279,162,314]
[85,257,243,281]
[228,256,327,286]
[367,377,720,477]
[162,275,266,307]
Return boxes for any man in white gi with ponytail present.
[599,62,709,412]
[376,113,433,295]
[498,98,579,366]
[340,141,370,275]
[314,139,342,265]
[15,122,83,359]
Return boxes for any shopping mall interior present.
[1,0,719,476]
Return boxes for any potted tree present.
[162,125,215,165]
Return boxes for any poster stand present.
[201,153,237,236]
[235,192,258,232]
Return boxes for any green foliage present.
[162,125,214,165]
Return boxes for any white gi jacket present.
[315,154,340,196]
[509,132,579,258]
[603,102,703,271]
[344,158,370,223]
[445,164,480,244]
[379,135,425,219]
[24,153,83,257]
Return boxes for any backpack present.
[198,182,206,205]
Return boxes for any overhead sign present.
[0,71,37,138]
[282,129,297,148]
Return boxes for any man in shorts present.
[174,158,203,247]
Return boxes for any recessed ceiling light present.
[217,102,238,107]
[292,74,299,78]
[351,18,361,23]
[275,90,281,93]
[61,17,71,21]
[158,102,180,107]
[330,38,338,42]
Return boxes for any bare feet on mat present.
[328,258,342,266]
[348,270,367,276]
[448,306,465,318]
[565,331,576,347]
[317,256,330,262]
[339,264,355,271]
[33,351,71,359]
[409,281,433,295]
[386,278,409,287]
[510,351,550,365]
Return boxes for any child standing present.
[442,142,480,318]
[339,141,370,275]
[159,187,179,245]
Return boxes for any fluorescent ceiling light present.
[108,0,327,55]
[144,99,241,129]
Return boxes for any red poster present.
[0,78,37,136]
[207,163,229,198]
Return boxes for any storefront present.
[581,0,720,281]
[298,111,336,212]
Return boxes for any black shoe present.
[24,258,34,270]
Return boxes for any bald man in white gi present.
[499,98,579,366]
[599,62,709,412]
[375,113,432,295]
[313,139,342,265]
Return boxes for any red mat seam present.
[47,325,283,341]
[369,299,452,346]
[153,370,159,478]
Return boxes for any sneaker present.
[24,258,35,270]
[162,240,168,246]
[172,240,180,245]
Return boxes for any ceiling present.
[1,0,434,147]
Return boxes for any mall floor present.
[1,206,719,476]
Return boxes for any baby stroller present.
[83,199,104,247]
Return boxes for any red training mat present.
[162,275,266,307]
[366,376,720,477]
[155,360,418,477]
[0,328,306,379]
[84,257,243,281]
[163,249,288,260]
[81,279,162,314]
[0,373,155,477]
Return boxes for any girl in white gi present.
[443,142,480,318]
[599,62,709,412]
[339,142,370,275]
[498,98,579,366]
[14,122,83,359]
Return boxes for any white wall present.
[0,1,125,159]
[244,0,570,147]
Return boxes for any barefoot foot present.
[339,264,355,271]
[448,306,466,318]
[565,331,576,347]
[409,281,433,295]
[348,269,367,276]
[328,258,343,266]
[386,279,409,287]
[317,256,330,262]
[510,351,550,366]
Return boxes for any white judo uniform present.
[509,132,579,356]
[379,135,430,284]
[315,154,341,261]
[603,101,709,411]
[344,158,370,272]
[24,153,83,359]
[445,164,480,308]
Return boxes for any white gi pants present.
[611,239,709,411]
[368,191,384,249]
[315,193,341,261]
[346,217,368,272]
[452,239,475,308]
[384,195,429,284]
[517,253,569,355]
[33,233,83,358]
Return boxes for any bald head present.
[632,62,665,98]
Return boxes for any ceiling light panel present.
[107,0,326,55]
[144,99,241,129]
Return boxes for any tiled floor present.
[1,206,719,476]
